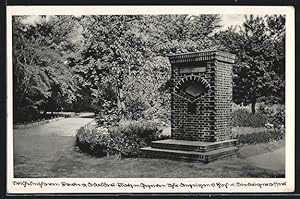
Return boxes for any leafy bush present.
[232,108,268,127]
[96,111,121,127]
[269,107,285,129]
[76,124,111,157]
[108,120,161,157]
[236,129,284,145]
[258,105,285,129]
[76,120,162,158]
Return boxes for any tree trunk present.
[251,99,256,114]
[116,86,126,113]
[43,105,47,115]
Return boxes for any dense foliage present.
[76,15,221,122]
[258,104,285,128]
[13,16,90,122]
[13,14,285,124]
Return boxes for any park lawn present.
[14,120,284,178]
[55,154,284,178]
[14,134,284,178]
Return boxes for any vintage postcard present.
[6,6,295,194]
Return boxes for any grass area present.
[238,139,285,159]
[13,116,285,178]
[14,134,284,178]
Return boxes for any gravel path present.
[13,115,94,177]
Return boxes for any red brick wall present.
[170,58,233,142]
[214,61,233,141]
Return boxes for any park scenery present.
[13,14,285,178]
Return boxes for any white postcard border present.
[6,5,295,194]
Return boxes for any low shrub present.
[108,120,161,157]
[232,108,268,127]
[258,105,285,129]
[76,124,111,157]
[270,107,285,129]
[236,129,284,145]
[76,119,162,158]
[95,111,121,127]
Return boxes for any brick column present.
[168,50,236,142]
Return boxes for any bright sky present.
[21,14,248,31]
[219,14,245,30]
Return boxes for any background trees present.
[216,15,285,113]
[13,14,285,123]
[13,16,84,122]
[76,15,221,122]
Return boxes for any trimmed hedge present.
[76,120,163,158]
[110,120,164,157]
[76,125,110,157]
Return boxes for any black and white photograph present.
[6,6,295,193]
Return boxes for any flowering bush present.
[258,104,285,131]
[76,124,111,157]
[76,119,161,158]
[108,120,161,157]
[270,108,285,130]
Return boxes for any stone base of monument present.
[140,139,238,163]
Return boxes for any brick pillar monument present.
[141,50,238,163]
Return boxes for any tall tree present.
[78,15,155,115]
[150,15,221,54]
[77,15,221,119]
[216,15,285,113]
[13,15,82,121]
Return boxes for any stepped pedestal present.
[140,139,238,163]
